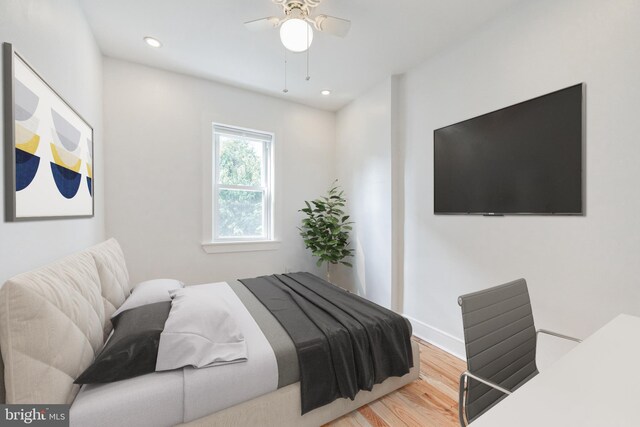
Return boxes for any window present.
[212,124,274,242]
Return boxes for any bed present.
[0,239,419,426]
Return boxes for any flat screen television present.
[434,84,584,215]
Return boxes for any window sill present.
[201,240,281,254]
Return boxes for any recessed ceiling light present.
[321,90,331,96]
[143,36,162,48]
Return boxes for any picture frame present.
[3,42,94,221]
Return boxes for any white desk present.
[472,314,640,427]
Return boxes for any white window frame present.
[211,123,275,244]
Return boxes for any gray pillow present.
[75,301,171,384]
[155,284,247,371]
[112,279,184,318]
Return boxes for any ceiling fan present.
[245,0,351,52]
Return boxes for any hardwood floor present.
[325,338,466,427]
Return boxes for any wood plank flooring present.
[324,338,466,427]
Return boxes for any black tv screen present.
[434,84,584,215]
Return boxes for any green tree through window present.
[214,128,272,240]
[219,139,262,187]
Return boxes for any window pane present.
[218,189,264,237]
[218,136,264,186]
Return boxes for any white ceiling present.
[79,0,523,111]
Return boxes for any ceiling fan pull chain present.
[306,25,311,81]
[283,48,289,93]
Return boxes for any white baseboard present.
[404,315,466,361]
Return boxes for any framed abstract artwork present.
[3,43,94,221]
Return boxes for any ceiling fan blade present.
[314,15,351,37]
[244,17,281,31]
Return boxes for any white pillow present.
[111,278,184,318]
[155,284,247,371]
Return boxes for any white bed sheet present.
[182,283,278,421]
[70,282,279,427]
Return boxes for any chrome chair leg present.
[458,373,468,427]
[459,371,511,426]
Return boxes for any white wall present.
[334,77,398,308]
[0,0,104,282]
[401,0,640,360]
[103,58,335,285]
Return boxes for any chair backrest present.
[458,278,539,422]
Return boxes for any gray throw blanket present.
[240,272,413,414]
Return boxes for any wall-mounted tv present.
[434,84,584,215]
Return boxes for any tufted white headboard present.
[88,239,132,336]
[0,239,131,404]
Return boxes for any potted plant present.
[299,181,355,282]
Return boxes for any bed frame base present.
[179,340,420,427]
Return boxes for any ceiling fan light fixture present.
[280,18,313,52]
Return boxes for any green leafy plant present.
[299,181,355,268]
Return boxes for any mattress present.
[70,281,296,427]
